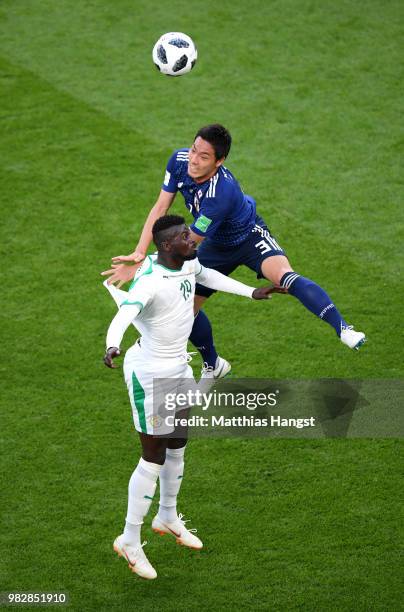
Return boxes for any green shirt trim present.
[120,300,144,310]
[129,255,153,290]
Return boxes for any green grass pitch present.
[0,0,403,609]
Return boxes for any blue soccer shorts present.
[195,215,286,298]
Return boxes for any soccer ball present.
[152,32,197,77]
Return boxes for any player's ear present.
[215,157,225,168]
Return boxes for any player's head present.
[188,124,232,183]
[152,215,197,261]
[195,124,232,160]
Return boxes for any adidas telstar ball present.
[152,32,197,77]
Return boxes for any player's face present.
[188,137,224,183]
[169,225,197,260]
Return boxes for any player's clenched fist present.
[103,347,121,368]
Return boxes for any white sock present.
[158,446,186,524]
[123,457,162,546]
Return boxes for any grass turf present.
[0,0,403,609]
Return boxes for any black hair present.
[152,214,185,248]
[194,124,232,160]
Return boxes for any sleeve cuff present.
[120,300,144,311]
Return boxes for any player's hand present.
[111,250,146,264]
[100,262,140,287]
[103,347,121,368]
[252,285,288,300]
[267,284,288,294]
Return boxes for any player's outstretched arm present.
[112,190,176,264]
[101,190,176,286]
[196,265,286,300]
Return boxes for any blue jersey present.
[162,148,257,247]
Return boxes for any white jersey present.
[105,254,256,360]
[123,254,197,359]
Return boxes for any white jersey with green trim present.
[121,254,198,359]
[105,253,256,359]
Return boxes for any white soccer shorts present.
[123,342,195,436]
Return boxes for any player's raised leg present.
[189,304,217,368]
[260,254,366,349]
[189,295,231,377]
[152,434,203,549]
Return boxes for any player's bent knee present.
[167,437,187,450]
[263,265,294,285]
[142,450,166,465]
[140,435,167,465]
[277,267,295,285]
[261,255,293,285]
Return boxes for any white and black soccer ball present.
[152,32,197,77]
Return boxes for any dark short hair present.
[152,214,185,248]
[194,124,232,160]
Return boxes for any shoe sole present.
[113,542,157,579]
[152,527,203,550]
[354,337,366,351]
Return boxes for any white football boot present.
[201,356,231,379]
[113,535,157,580]
[152,513,203,550]
[340,325,366,350]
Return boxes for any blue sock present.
[280,272,347,336]
[189,310,218,367]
